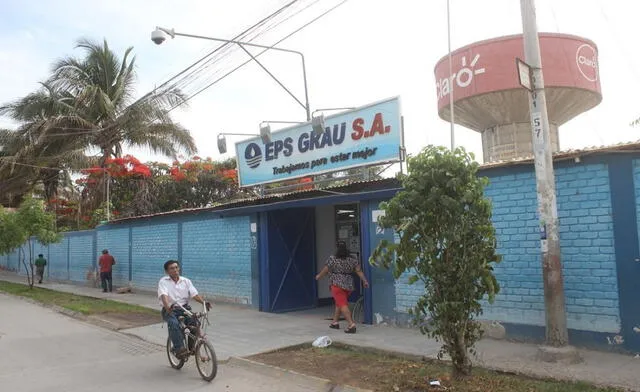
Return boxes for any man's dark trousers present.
[100,271,113,292]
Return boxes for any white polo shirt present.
[157,276,198,307]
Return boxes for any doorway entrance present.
[261,207,316,313]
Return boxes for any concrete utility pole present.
[520,0,569,346]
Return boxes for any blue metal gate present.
[262,207,316,313]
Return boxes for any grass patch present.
[0,280,157,316]
[248,345,624,392]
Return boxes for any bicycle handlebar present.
[170,301,209,318]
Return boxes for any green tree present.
[0,38,197,208]
[0,83,95,204]
[158,157,242,210]
[370,146,501,379]
[48,38,196,164]
[0,198,62,288]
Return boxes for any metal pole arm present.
[156,26,311,121]
[159,27,305,57]
[218,132,259,137]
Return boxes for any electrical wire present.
[92,0,310,150]
[165,0,322,98]
[594,0,640,84]
[184,0,329,96]
[156,0,305,97]
[174,0,350,110]
[0,0,346,182]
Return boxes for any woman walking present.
[315,241,369,333]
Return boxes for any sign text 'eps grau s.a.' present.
[234,97,403,187]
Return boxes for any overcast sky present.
[1,0,638,170]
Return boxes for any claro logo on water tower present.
[576,43,598,82]
[436,54,486,100]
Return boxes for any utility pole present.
[446,0,455,150]
[520,0,568,346]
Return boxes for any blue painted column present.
[259,212,270,312]
[250,214,260,308]
[66,235,70,281]
[359,201,373,325]
[128,227,133,283]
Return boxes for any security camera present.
[151,29,166,45]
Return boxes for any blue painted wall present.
[2,153,639,351]
[387,160,622,337]
[182,216,253,304]
[1,213,255,305]
[69,233,95,283]
[365,199,400,324]
[96,227,131,286]
[48,237,69,281]
[131,223,179,291]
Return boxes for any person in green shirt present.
[34,254,47,284]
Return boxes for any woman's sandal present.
[329,322,340,329]
[345,324,357,334]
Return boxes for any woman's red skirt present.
[330,285,352,307]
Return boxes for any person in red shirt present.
[98,249,116,293]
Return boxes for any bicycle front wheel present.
[195,339,218,381]
[166,337,185,369]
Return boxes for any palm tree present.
[0,82,96,203]
[48,38,196,164]
[0,38,196,207]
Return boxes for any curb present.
[228,356,372,392]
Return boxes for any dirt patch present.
[248,345,623,392]
[89,311,161,329]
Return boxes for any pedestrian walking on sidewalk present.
[98,249,116,292]
[315,241,369,334]
[34,254,47,284]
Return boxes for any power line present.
[154,1,303,97]
[0,161,64,170]
[594,0,640,83]
[174,0,350,110]
[93,0,308,151]
[179,0,341,102]
[1,1,333,167]
[166,0,320,98]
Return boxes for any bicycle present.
[166,302,218,381]
[351,295,364,324]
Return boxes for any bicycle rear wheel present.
[166,337,185,369]
[195,339,218,381]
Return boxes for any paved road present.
[0,293,331,392]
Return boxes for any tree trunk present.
[40,168,60,203]
[20,246,33,289]
[451,332,472,380]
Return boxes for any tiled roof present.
[479,139,640,169]
[107,177,401,224]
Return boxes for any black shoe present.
[345,324,356,334]
[329,323,340,329]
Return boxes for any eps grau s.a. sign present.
[234,96,403,187]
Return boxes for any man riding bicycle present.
[158,260,211,359]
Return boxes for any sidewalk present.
[2,272,639,391]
